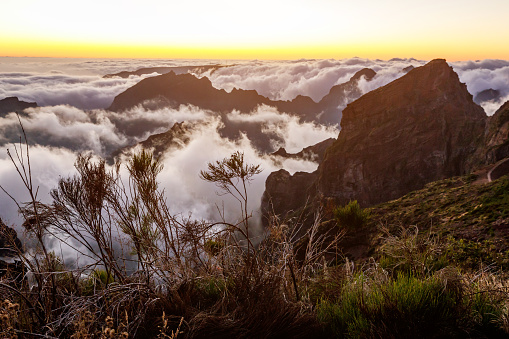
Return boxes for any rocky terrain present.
[485,101,509,162]
[262,59,509,224]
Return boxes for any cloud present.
[3,56,509,117]
[0,104,336,226]
[451,62,509,115]
[3,56,509,267]
[202,58,426,102]
[0,72,147,109]
[0,145,77,226]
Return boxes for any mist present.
[2,56,509,267]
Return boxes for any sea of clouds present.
[1,56,509,265]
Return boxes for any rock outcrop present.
[108,69,376,125]
[261,170,317,226]
[112,121,193,160]
[271,138,335,164]
[262,59,488,222]
[485,101,509,162]
[317,59,487,207]
[0,97,37,116]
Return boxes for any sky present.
[2,0,509,60]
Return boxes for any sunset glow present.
[2,0,509,60]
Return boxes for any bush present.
[334,200,370,229]
[316,270,497,338]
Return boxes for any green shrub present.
[317,272,464,338]
[334,200,370,229]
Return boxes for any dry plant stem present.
[2,115,58,322]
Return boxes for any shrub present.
[334,200,370,229]
[318,272,464,338]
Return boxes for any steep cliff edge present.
[316,59,487,207]
[262,59,489,224]
[485,101,509,162]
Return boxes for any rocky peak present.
[317,58,487,207]
[108,69,376,125]
[0,97,37,116]
[350,68,376,82]
[474,88,501,105]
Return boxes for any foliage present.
[334,200,370,229]
[1,128,509,337]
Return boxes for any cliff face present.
[485,101,509,162]
[261,170,317,225]
[261,59,489,222]
[317,59,487,207]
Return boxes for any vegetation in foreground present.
[0,142,509,338]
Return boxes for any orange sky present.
[2,0,509,60]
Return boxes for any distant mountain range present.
[108,68,376,125]
[103,64,230,78]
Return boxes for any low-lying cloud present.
[0,104,337,227]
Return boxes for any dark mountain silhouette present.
[262,59,489,223]
[474,88,501,104]
[113,121,193,160]
[271,138,335,164]
[0,97,37,116]
[103,64,230,78]
[108,69,377,125]
[403,65,415,73]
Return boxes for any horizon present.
[2,0,509,60]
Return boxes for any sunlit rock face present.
[261,59,492,223]
[317,59,487,207]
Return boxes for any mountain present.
[0,97,37,116]
[108,69,377,125]
[271,138,335,164]
[474,88,501,105]
[317,59,487,206]
[485,100,509,162]
[112,121,192,160]
[262,59,489,223]
[103,64,229,78]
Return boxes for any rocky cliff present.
[485,101,509,162]
[318,59,487,206]
[262,59,489,222]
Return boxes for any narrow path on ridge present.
[488,157,509,182]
